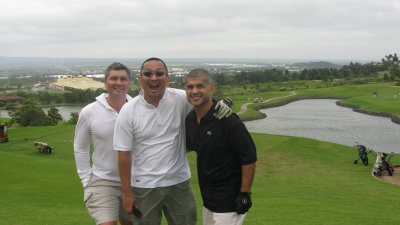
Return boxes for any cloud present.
[0,0,399,60]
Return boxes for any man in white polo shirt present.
[74,62,133,225]
[113,57,231,225]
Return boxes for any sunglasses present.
[142,71,165,77]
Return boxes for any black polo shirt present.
[186,102,257,213]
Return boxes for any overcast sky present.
[1,0,399,61]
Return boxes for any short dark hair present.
[140,57,168,76]
[185,68,213,84]
[105,62,131,80]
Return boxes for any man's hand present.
[122,191,136,214]
[214,98,233,119]
[234,192,252,214]
[81,174,92,188]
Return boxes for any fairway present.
[1,125,399,225]
[231,82,400,120]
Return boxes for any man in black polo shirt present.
[185,68,257,225]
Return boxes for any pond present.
[42,105,84,120]
[0,105,84,121]
[244,99,400,154]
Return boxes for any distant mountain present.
[0,56,350,67]
[291,61,342,69]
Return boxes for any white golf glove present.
[214,98,233,119]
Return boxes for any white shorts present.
[202,207,246,225]
[84,175,131,225]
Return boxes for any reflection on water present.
[0,110,10,118]
[1,106,84,121]
[244,99,400,154]
[42,106,84,120]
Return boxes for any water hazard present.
[244,99,400,154]
[1,105,84,121]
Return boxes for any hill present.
[292,61,342,69]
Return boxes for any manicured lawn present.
[236,82,400,118]
[0,117,10,124]
[0,125,89,225]
[294,82,400,114]
[245,133,400,225]
[229,91,293,114]
[1,125,399,225]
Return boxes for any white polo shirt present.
[113,88,193,188]
[74,93,133,188]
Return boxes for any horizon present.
[0,55,374,65]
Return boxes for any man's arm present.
[118,151,135,214]
[73,114,92,188]
[234,162,256,214]
[240,163,256,193]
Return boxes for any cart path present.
[237,91,297,115]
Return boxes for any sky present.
[1,0,400,61]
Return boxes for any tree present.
[383,73,390,81]
[390,65,400,79]
[385,54,394,62]
[47,107,63,125]
[9,100,48,127]
[235,72,248,85]
[213,73,229,85]
[393,53,399,62]
[68,112,79,125]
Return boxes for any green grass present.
[246,133,400,225]
[235,82,400,118]
[228,91,293,114]
[0,125,90,225]
[0,117,10,123]
[297,82,400,115]
[1,125,399,225]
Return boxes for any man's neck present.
[195,101,213,124]
[107,94,126,112]
[142,90,165,107]
[144,96,162,107]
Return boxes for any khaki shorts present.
[203,207,246,225]
[84,175,131,225]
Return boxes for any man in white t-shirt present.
[113,57,231,225]
[74,62,133,225]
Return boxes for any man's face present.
[185,77,215,108]
[139,60,169,104]
[105,69,130,97]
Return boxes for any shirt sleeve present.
[73,111,92,188]
[113,104,134,151]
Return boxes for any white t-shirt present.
[74,93,133,188]
[113,88,193,188]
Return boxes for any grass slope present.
[246,133,400,225]
[227,91,293,114]
[1,125,399,224]
[233,82,400,118]
[298,82,400,115]
[0,125,90,225]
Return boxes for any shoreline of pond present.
[240,96,400,125]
